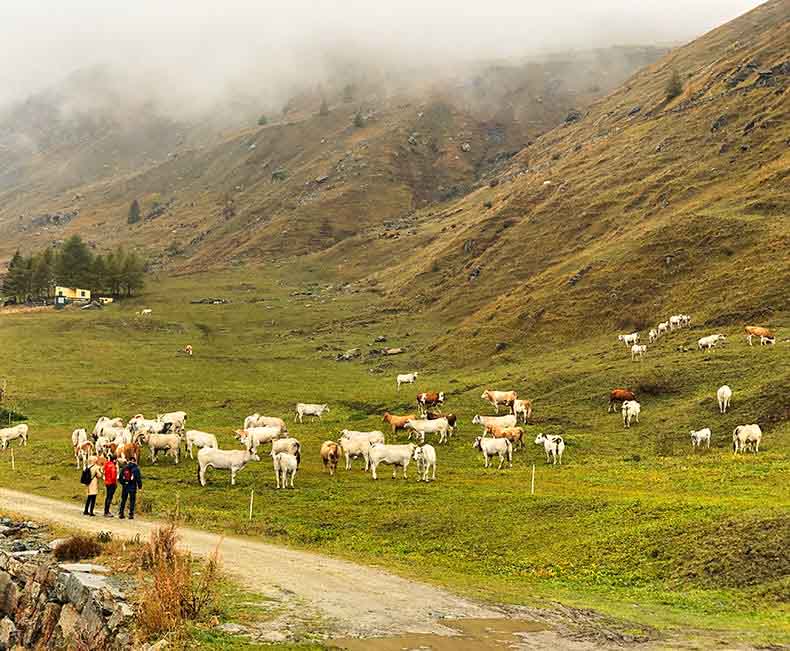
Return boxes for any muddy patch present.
[331,618,547,650]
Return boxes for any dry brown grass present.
[53,535,102,561]
[136,523,220,642]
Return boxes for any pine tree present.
[91,254,108,295]
[3,250,27,300]
[120,251,145,297]
[55,235,94,288]
[31,250,55,298]
[128,199,141,225]
[666,69,683,100]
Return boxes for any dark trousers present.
[119,487,137,517]
[84,494,97,515]
[104,484,117,514]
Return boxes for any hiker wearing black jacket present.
[118,458,143,520]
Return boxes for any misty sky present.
[0,0,764,108]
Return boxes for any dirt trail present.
[0,488,501,638]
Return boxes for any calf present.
[368,443,416,480]
[413,444,437,481]
[473,436,512,469]
[630,344,647,361]
[512,399,532,423]
[698,334,726,350]
[760,335,776,346]
[427,411,457,434]
[271,438,301,466]
[185,430,218,459]
[608,388,636,412]
[198,447,260,486]
[416,391,444,415]
[294,403,330,423]
[480,390,517,414]
[396,372,418,391]
[648,329,658,344]
[271,451,298,488]
[320,441,340,475]
[717,385,732,414]
[534,433,564,465]
[0,424,28,449]
[622,400,641,428]
[690,428,711,449]
[382,412,417,434]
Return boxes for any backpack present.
[80,467,92,485]
[122,465,133,484]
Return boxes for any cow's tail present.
[294,442,302,467]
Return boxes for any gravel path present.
[0,488,501,637]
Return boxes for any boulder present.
[0,617,16,650]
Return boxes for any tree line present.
[2,235,145,301]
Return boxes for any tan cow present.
[480,390,517,413]
[484,425,525,449]
[745,326,774,346]
[382,412,417,434]
[320,441,340,476]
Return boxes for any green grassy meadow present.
[0,267,788,645]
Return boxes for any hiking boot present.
[119,514,125,519]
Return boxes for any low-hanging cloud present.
[0,0,764,114]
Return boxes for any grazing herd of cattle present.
[0,321,776,490]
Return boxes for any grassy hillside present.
[0,268,787,646]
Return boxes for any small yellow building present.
[55,286,91,302]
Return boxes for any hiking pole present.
[11,448,15,472]
[531,464,535,495]
[249,489,254,521]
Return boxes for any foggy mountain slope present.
[0,46,668,264]
[351,0,790,351]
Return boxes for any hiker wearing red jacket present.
[103,454,118,518]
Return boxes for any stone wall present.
[0,519,134,650]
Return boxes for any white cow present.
[368,443,416,480]
[243,413,287,432]
[74,441,94,470]
[128,415,170,438]
[717,385,732,414]
[512,399,532,423]
[235,426,284,451]
[294,403,330,423]
[680,314,691,327]
[157,411,187,435]
[534,433,565,465]
[71,428,88,449]
[669,315,683,330]
[198,447,260,486]
[413,444,437,481]
[185,430,218,459]
[631,344,647,361]
[732,424,762,454]
[472,414,517,432]
[92,417,124,439]
[621,400,641,428]
[404,418,450,444]
[338,430,385,470]
[271,438,301,465]
[698,334,726,350]
[618,332,639,346]
[141,432,180,464]
[473,436,512,469]
[657,321,670,337]
[0,424,28,449]
[271,451,298,488]
[690,428,711,449]
[137,308,152,317]
[396,372,419,391]
[648,329,658,344]
[760,335,776,346]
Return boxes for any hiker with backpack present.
[118,457,142,520]
[81,456,103,517]
[103,454,118,517]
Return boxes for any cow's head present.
[472,437,482,450]
[480,390,489,399]
[438,392,445,402]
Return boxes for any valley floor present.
[0,267,787,647]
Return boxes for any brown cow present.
[744,325,774,346]
[320,441,340,476]
[116,443,140,463]
[485,425,525,449]
[416,391,444,414]
[382,412,417,434]
[608,388,636,412]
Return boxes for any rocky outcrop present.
[0,519,134,650]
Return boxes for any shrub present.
[137,524,220,640]
[127,199,141,225]
[353,111,365,128]
[665,69,683,100]
[257,114,268,126]
[54,536,102,561]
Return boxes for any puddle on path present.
[331,618,547,651]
